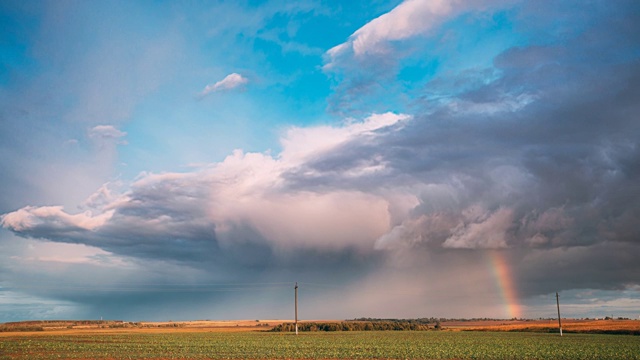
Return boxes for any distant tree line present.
[270,321,437,332]
[350,317,524,323]
[350,317,441,324]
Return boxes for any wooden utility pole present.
[556,292,562,336]
[295,282,299,335]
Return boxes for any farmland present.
[442,318,640,335]
[1,330,639,359]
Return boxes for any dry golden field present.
[2,318,639,337]
[442,319,640,334]
[0,319,284,337]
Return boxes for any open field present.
[2,318,639,336]
[0,320,286,336]
[442,319,640,335]
[1,330,639,359]
[1,319,638,359]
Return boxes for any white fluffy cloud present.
[200,73,249,96]
[1,206,114,232]
[325,0,512,67]
[1,113,412,257]
[280,112,410,164]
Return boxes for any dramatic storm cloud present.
[1,0,639,321]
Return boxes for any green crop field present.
[1,331,639,359]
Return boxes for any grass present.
[1,331,639,359]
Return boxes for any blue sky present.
[1,0,639,322]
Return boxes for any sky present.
[0,0,639,322]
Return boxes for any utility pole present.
[556,292,562,337]
[294,282,299,335]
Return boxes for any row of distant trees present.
[271,320,440,332]
[350,317,444,324]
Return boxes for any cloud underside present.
[2,0,640,307]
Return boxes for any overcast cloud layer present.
[1,0,639,322]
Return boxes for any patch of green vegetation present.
[1,331,638,359]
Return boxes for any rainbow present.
[488,251,521,319]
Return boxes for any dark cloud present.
[287,0,640,296]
